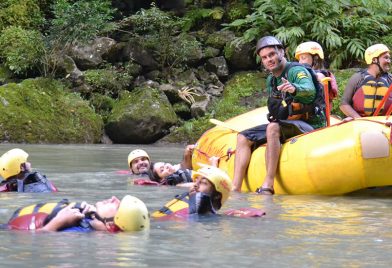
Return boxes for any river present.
[0,144,391,267]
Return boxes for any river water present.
[0,144,391,267]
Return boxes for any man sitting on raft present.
[0,148,57,192]
[231,36,326,195]
[7,195,149,232]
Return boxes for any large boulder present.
[205,56,229,79]
[121,39,159,71]
[224,41,258,71]
[105,87,178,143]
[0,78,103,143]
[70,37,117,70]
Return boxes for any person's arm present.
[39,204,85,232]
[286,66,316,104]
[180,145,195,169]
[340,73,362,118]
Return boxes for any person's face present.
[194,176,214,195]
[298,53,313,66]
[153,162,176,179]
[130,156,150,174]
[259,46,284,72]
[377,52,391,72]
[95,196,121,219]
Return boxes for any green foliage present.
[89,93,115,123]
[163,116,214,144]
[0,26,45,75]
[38,0,116,77]
[84,67,132,97]
[183,7,224,31]
[0,78,103,143]
[226,2,249,22]
[165,71,266,143]
[126,5,202,70]
[214,72,266,120]
[330,68,358,117]
[381,34,392,50]
[0,0,44,32]
[225,0,392,68]
[48,0,115,46]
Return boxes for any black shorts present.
[240,120,314,149]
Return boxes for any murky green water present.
[0,144,391,267]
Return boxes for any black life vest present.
[162,169,193,186]
[267,62,325,122]
[0,172,57,193]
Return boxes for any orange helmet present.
[364,44,390,64]
[295,41,324,60]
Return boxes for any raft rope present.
[194,147,236,163]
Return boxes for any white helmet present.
[127,149,150,168]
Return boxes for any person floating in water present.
[128,145,194,177]
[6,195,149,232]
[0,148,57,192]
[147,156,220,187]
[152,165,232,218]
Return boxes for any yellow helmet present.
[114,195,150,232]
[192,165,232,206]
[295,41,324,60]
[127,149,150,168]
[364,44,390,64]
[0,148,28,180]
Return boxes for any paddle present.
[209,118,242,132]
[320,77,331,126]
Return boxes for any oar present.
[320,77,331,126]
[209,118,242,132]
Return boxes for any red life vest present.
[7,200,75,230]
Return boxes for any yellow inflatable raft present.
[192,107,392,195]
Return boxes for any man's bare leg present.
[258,123,281,194]
[232,134,254,192]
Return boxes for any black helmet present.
[256,36,283,54]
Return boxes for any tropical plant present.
[182,7,224,31]
[225,0,392,68]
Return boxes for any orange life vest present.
[352,72,392,116]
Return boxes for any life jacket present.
[267,62,326,122]
[351,71,392,116]
[0,172,58,193]
[152,192,217,220]
[316,69,339,101]
[161,169,193,186]
[7,199,78,230]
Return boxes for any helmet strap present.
[374,58,385,75]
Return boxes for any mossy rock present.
[163,71,266,143]
[105,87,178,143]
[226,1,250,21]
[0,78,103,143]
